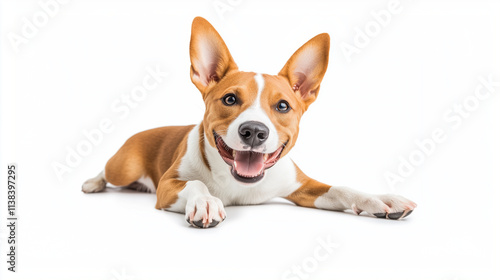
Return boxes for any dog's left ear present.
[190,17,238,94]
[278,33,330,108]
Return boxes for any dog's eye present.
[222,93,237,106]
[276,100,291,113]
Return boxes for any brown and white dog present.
[82,17,416,228]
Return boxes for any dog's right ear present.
[189,17,238,94]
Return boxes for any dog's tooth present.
[232,150,236,158]
[263,154,269,161]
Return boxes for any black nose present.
[238,121,269,147]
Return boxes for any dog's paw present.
[185,195,226,228]
[82,177,107,193]
[352,194,417,220]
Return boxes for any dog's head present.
[189,17,329,184]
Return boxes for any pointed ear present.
[189,17,238,93]
[278,33,330,107]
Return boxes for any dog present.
[82,17,416,228]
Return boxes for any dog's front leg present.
[284,166,417,220]
[156,177,226,228]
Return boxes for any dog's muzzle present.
[213,131,286,183]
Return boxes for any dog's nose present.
[238,121,269,147]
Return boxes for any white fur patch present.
[254,73,265,107]
[167,180,210,212]
[136,176,156,193]
[177,124,211,182]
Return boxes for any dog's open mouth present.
[213,132,286,183]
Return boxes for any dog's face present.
[189,17,329,184]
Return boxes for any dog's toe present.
[185,195,226,228]
[81,180,106,193]
[357,194,416,220]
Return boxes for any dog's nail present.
[401,210,413,219]
[193,220,204,228]
[209,220,219,227]
[374,213,386,219]
[388,212,405,220]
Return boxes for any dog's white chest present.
[206,158,299,205]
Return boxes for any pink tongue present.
[233,151,265,177]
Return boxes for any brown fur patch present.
[258,74,307,158]
[285,163,331,208]
[202,71,258,148]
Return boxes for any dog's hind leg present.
[82,136,145,193]
[82,170,107,193]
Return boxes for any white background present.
[1,0,499,279]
